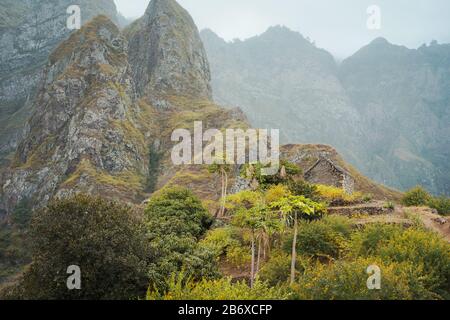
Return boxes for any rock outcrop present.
[2,16,146,213]
[0,0,119,164]
[0,0,245,214]
[125,0,212,100]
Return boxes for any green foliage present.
[349,224,450,298]
[226,190,261,211]
[283,216,353,260]
[270,195,327,222]
[294,258,436,300]
[428,196,450,216]
[19,194,149,300]
[146,144,162,193]
[402,186,431,207]
[259,251,310,286]
[384,201,395,210]
[316,185,364,205]
[349,223,403,258]
[199,227,240,256]
[145,188,218,291]
[147,272,288,300]
[376,228,450,297]
[287,180,320,201]
[0,223,31,283]
[241,161,302,188]
[146,187,213,238]
[226,245,252,269]
[11,198,32,227]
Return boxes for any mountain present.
[0,0,119,166]
[0,0,397,218]
[200,27,366,175]
[125,0,212,100]
[340,38,450,194]
[0,0,246,215]
[201,29,450,195]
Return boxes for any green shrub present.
[376,228,450,298]
[288,180,320,201]
[316,185,364,205]
[349,223,404,258]
[226,244,251,269]
[199,227,240,256]
[145,188,218,291]
[11,198,32,227]
[283,216,353,260]
[350,224,450,298]
[145,187,213,239]
[19,194,149,300]
[147,272,289,300]
[294,258,437,300]
[428,196,450,216]
[402,186,431,207]
[259,251,311,286]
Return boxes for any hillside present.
[0,0,119,166]
[340,38,450,195]
[0,0,247,215]
[202,29,450,196]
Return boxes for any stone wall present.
[305,160,343,188]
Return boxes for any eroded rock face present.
[2,16,147,212]
[340,39,450,195]
[201,27,365,173]
[126,0,212,100]
[0,0,118,163]
[0,0,245,214]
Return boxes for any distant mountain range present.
[0,0,447,217]
[201,28,450,195]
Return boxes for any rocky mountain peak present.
[0,0,119,164]
[1,15,147,212]
[125,0,212,100]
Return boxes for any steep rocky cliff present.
[2,15,147,213]
[0,0,119,165]
[0,0,246,214]
[340,38,450,194]
[202,29,450,195]
[201,27,366,173]
[125,0,212,100]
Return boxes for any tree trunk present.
[250,231,255,288]
[222,170,228,216]
[290,212,298,285]
[218,170,225,218]
[256,236,262,274]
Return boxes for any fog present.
[114,0,450,58]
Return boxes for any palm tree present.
[270,195,326,285]
[208,156,231,218]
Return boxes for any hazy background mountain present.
[340,38,450,194]
[202,28,450,195]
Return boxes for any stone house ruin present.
[304,157,355,194]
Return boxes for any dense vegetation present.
[0,167,449,300]
[402,186,450,215]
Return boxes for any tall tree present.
[271,196,326,285]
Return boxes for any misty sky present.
[114,0,450,58]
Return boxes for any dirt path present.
[351,206,450,243]
[406,207,450,243]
